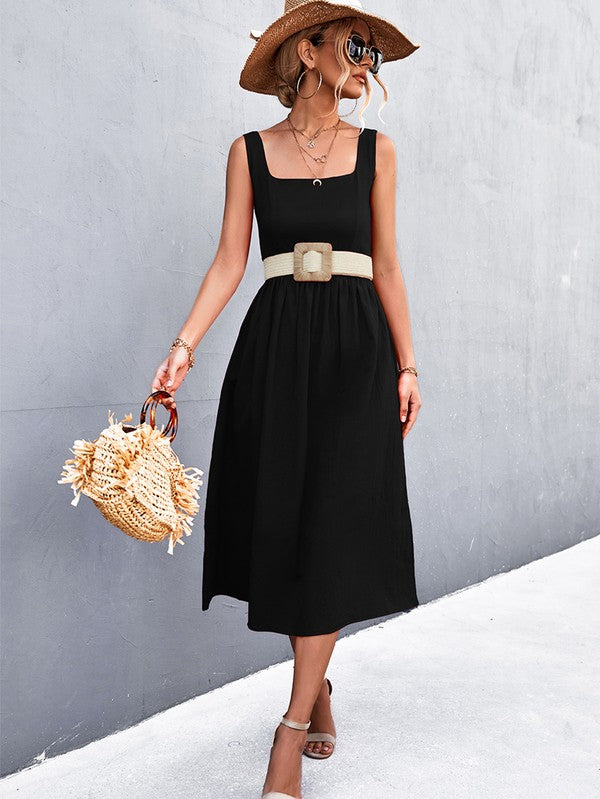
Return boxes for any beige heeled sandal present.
[303,678,336,760]
[261,715,311,799]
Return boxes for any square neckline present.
[255,128,365,182]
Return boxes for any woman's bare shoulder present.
[228,134,252,156]
[223,135,252,179]
[374,130,394,145]
[373,131,396,178]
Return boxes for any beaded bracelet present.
[398,366,418,377]
[170,337,195,370]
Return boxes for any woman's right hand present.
[151,347,192,410]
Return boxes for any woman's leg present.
[261,630,339,797]
[289,633,338,756]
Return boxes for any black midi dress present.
[201,127,419,636]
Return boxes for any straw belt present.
[263,242,373,282]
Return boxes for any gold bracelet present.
[398,366,418,377]
[170,337,195,370]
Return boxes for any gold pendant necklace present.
[286,117,342,187]
[286,113,340,149]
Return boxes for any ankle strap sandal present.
[261,716,311,799]
[279,715,311,730]
[303,678,336,760]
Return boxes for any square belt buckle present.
[293,242,333,282]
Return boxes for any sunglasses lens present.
[347,35,365,62]
[347,35,383,74]
[369,49,383,74]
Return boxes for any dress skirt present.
[201,273,419,636]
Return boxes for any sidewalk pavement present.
[2,535,598,799]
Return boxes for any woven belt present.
[263,242,373,282]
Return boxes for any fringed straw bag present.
[58,390,204,554]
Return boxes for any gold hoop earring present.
[296,67,322,99]
[339,98,358,118]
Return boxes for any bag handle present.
[139,390,178,442]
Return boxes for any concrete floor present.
[2,536,599,799]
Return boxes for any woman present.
[151,1,422,796]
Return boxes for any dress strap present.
[242,131,268,194]
[357,127,377,188]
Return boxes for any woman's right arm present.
[151,135,253,407]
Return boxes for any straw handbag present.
[58,390,204,554]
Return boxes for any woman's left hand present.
[398,373,421,438]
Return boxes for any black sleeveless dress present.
[201,128,419,636]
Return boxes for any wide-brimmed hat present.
[239,0,420,96]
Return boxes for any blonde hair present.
[273,17,390,128]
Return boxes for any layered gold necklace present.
[286,112,340,148]
[285,114,342,187]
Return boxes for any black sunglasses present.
[346,33,383,75]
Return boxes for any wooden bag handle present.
[139,390,178,442]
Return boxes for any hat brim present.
[239,1,420,96]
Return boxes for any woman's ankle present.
[273,723,307,752]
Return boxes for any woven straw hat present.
[239,0,420,96]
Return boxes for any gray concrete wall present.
[1,0,598,779]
